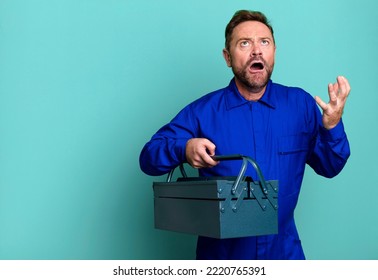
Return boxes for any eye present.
[240,40,250,47]
[261,39,270,46]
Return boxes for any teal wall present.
[0,0,377,260]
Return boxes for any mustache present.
[247,57,267,67]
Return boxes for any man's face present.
[223,21,276,97]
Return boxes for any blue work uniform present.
[139,79,350,259]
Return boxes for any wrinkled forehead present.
[232,21,274,42]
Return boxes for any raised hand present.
[315,76,351,130]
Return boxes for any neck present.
[235,79,266,101]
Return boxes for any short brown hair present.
[225,10,274,50]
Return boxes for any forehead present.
[232,21,273,40]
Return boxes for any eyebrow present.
[237,36,272,42]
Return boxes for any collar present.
[225,78,277,110]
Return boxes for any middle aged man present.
[139,10,351,259]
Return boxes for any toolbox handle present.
[167,154,267,194]
[211,154,268,195]
[166,164,188,182]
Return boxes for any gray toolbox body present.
[153,155,278,239]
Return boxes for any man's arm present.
[139,106,218,176]
[307,120,350,178]
[308,76,351,177]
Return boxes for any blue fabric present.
[139,79,350,260]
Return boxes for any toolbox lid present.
[153,177,250,200]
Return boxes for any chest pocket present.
[277,132,311,198]
[278,133,311,155]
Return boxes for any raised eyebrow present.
[233,38,248,45]
[236,37,273,43]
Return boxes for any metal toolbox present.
[153,155,278,239]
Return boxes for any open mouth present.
[250,62,264,70]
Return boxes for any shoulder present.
[270,81,316,105]
[184,85,229,111]
[271,81,311,97]
[169,85,229,125]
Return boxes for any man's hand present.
[315,76,351,130]
[185,138,219,168]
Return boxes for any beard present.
[231,57,274,94]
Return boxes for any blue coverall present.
[139,79,350,259]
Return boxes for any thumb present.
[315,96,328,111]
[203,139,216,156]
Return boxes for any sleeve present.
[306,106,351,178]
[139,106,197,176]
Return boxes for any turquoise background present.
[0,0,377,259]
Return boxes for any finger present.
[186,138,204,167]
[202,154,219,167]
[201,141,219,167]
[338,76,351,98]
[343,76,351,95]
[204,140,216,156]
[330,78,339,94]
[188,138,218,168]
[315,96,328,111]
[328,83,338,105]
[337,76,347,96]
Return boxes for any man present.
[139,10,350,259]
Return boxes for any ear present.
[222,48,232,67]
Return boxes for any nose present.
[251,42,262,56]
